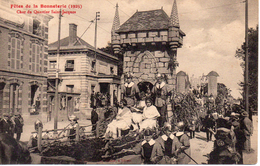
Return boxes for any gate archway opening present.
[137,81,153,95]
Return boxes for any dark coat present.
[0,133,31,164]
[0,119,11,134]
[14,116,24,133]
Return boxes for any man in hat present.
[14,113,24,141]
[121,72,140,108]
[152,73,170,127]
[240,111,252,152]
[0,113,11,135]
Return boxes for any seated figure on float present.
[105,99,132,139]
[139,98,160,131]
[131,92,147,130]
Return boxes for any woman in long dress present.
[105,99,132,138]
[139,98,160,131]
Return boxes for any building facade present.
[48,23,120,119]
[0,0,53,116]
[111,0,185,92]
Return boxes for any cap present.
[69,114,79,121]
[156,73,163,79]
[241,111,248,117]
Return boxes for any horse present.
[0,133,31,164]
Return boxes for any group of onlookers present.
[0,112,24,141]
[205,108,253,164]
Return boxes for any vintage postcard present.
[0,0,258,164]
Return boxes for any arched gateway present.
[111,0,185,91]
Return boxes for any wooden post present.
[96,121,100,138]
[37,126,42,152]
[75,124,80,142]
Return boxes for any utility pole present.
[245,0,249,115]
[54,8,62,133]
[94,12,100,73]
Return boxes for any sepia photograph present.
[0,0,258,164]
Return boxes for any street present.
[20,114,258,164]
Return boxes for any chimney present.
[69,23,77,46]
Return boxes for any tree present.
[235,25,258,117]
[98,42,124,76]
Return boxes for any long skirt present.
[139,118,157,131]
[105,120,130,138]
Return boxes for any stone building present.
[0,0,53,116]
[111,0,185,92]
[48,23,120,119]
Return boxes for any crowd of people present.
[205,107,253,164]
[101,72,170,139]
[0,112,24,141]
[89,72,254,164]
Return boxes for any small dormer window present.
[33,19,41,35]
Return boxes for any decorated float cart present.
[29,91,208,164]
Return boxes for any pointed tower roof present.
[111,3,120,36]
[170,0,179,27]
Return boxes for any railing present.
[31,123,95,152]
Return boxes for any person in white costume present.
[105,99,132,139]
[139,98,160,131]
[131,92,146,130]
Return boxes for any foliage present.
[235,25,258,112]
[167,57,179,76]
[98,42,124,77]
[171,92,202,126]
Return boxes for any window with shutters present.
[8,35,23,70]
[29,41,42,73]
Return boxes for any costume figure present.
[121,73,140,107]
[152,73,169,127]
[156,126,179,164]
[105,99,132,139]
[131,129,164,164]
[175,122,191,164]
[139,98,160,131]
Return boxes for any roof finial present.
[111,2,120,36]
[170,0,179,27]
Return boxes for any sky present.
[14,0,258,98]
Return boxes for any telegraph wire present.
[179,2,242,14]
[105,0,131,17]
